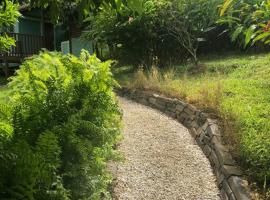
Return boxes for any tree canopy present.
[27,0,143,22]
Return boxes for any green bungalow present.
[0,4,93,75]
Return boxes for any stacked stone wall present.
[118,88,251,200]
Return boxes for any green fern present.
[0,50,121,199]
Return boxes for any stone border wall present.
[117,88,251,200]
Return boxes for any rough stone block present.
[189,114,196,121]
[167,104,176,112]
[184,106,196,116]
[210,151,220,169]
[222,180,233,198]
[228,193,237,200]
[176,103,185,112]
[202,121,209,131]
[176,99,187,106]
[156,99,167,107]
[203,135,211,144]
[165,111,176,119]
[139,91,152,99]
[215,168,225,186]
[177,112,189,123]
[228,176,251,200]
[138,98,149,106]
[190,120,199,129]
[188,104,198,112]
[220,189,229,200]
[195,136,204,147]
[196,127,204,136]
[202,145,212,157]
[153,94,172,105]
[153,93,160,98]
[207,124,221,138]
[151,101,166,111]
[215,148,235,166]
[149,97,156,105]
[189,128,197,138]
[213,142,229,153]
[199,112,208,122]
[183,119,193,128]
[221,165,243,179]
[211,135,223,149]
[198,133,205,145]
[207,118,218,125]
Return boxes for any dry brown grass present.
[127,66,240,148]
[128,66,188,99]
[128,66,224,113]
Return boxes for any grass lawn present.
[114,52,270,197]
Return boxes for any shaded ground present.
[110,97,220,200]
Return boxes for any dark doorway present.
[44,23,54,51]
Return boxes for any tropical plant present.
[159,0,222,65]
[85,0,222,67]
[0,50,121,199]
[219,0,270,47]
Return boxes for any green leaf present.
[220,0,234,16]
[127,0,143,14]
[231,26,243,42]
[244,25,256,47]
[253,31,270,43]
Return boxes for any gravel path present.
[111,97,221,200]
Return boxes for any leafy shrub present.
[0,0,20,77]
[0,0,20,51]
[0,50,121,199]
[219,0,270,48]
[85,0,223,67]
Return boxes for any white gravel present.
[110,97,221,200]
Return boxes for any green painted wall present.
[71,37,93,57]
[19,18,41,35]
[18,9,42,35]
[55,24,69,51]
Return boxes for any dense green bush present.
[85,0,223,67]
[219,0,270,48]
[0,0,20,76]
[0,50,121,199]
[0,0,20,51]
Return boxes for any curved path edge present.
[116,88,252,200]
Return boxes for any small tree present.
[0,0,20,77]
[159,0,221,65]
[0,0,20,51]
[84,0,221,67]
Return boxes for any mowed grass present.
[115,53,270,196]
